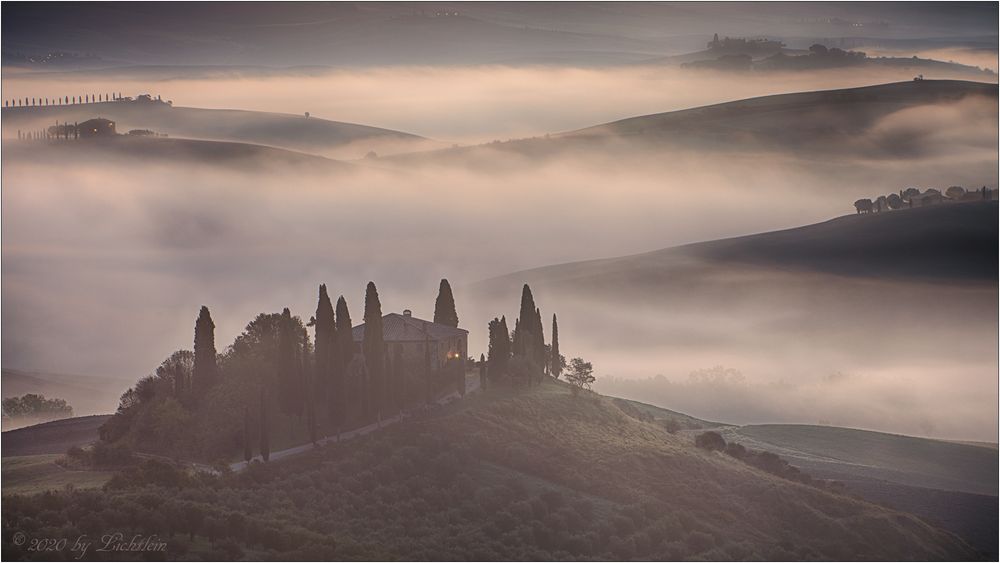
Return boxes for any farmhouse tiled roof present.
[352,312,468,343]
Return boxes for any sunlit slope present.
[0,102,428,157]
[478,202,998,291]
[722,424,998,558]
[228,380,974,559]
[2,415,111,456]
[389,79,997,164]
[2,369,129,425]
[2,136,349,171]
[727,424,997,496]
[561,79,998,153]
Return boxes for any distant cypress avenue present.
[193,306,218,391]
[433,278,459,327]
[363,282,385,423]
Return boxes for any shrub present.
[662,418,682,434]
[724,442,747,459]
[694,431,726,451]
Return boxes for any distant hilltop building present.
[351,309,468,375]
[79,118,116,138]
[46,118,116,139]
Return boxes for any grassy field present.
[721,423,998,558]
[2,454,113,495]
[2,415,110,456]
[1,378,979,560]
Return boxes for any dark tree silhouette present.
[277,308,304,418]
[333,295,352,436]
[550,314,562,379]
[363,282,385,423]
[565,357,594,396]
[511,285,546,385]
[243,406,253,462]
[259,387,270,461]
[193,306,219,392]
[488,316,511,381]
[479,353,487,390]
[156,349,194,397]
[433,278,459,327]
[424,332,432,405]
[313,284,336,409]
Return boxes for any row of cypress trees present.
[241,279,460,462]
[486,284,561,385]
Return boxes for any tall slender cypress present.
[363,282,385,423]
[193,306,218,392]
[334,296,352,435]
[479,353,487,390]
[424,331,432,405]
[314,285,336,415]
[433,279,459,327]
[277,308,304,418]
[550,314,561,379]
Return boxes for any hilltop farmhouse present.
[351,310,468,375]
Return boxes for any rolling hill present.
[2,135,350,172]
[386,79,998,166]
[0,101,431,158]
[2,414,111,456]
[476,201,998,294]
[0,380,980,560]
[720,424,998,557]
[558,79,997,153]
[2,369,129,428]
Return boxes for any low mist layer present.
[2,70,997,441]
[3,65,996,145]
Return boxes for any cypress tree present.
[243,406,253,462]
[551,314,561,379]
[259,387,270,462]
[193,306,218,392]
[424,331,432,405]
[479,353,487,390]
[363,282,385,423]
[433,278,459,327]
[314,284,336,412]
[333,296,352,436]
[277,308,304,418]
[488,316,512,381]
[515,285,539,368]
[534,306,546,379]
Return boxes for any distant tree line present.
[1,393,73,423]
[3,92,170,108]
[854,185,993,214]
[484,283,592,394]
